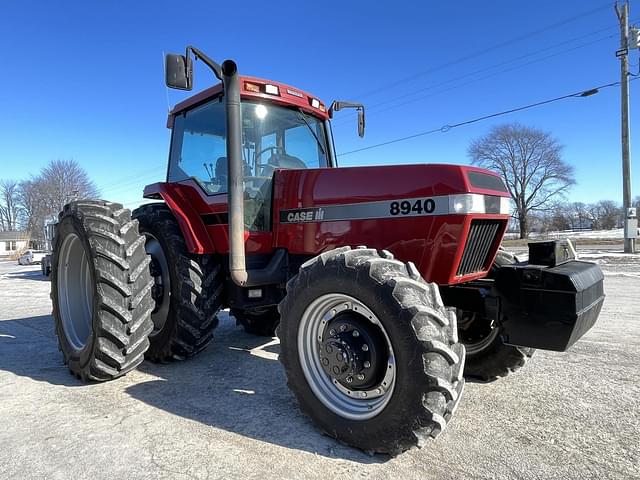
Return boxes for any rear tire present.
[231,307,279,337]
[51,200,154,381]
[279,247,465,455]
[133,203,223,362]
[460,250,535,382]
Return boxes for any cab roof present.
[167,76,329,128]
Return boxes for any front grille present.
[457,220,503,276]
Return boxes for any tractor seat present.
[215,156,227,178]
[267,153,307,170]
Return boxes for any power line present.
[333,31,618,127]
[97,168,165,192]
[352,2,616,101]
[335,20,637,125]
[334,16,640,126]
[99,174,164,194]
[337,79,637,157]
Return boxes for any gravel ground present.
[1,250,639,480]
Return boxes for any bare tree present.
[0,179,21,231]
[568,202,591,230]
[40,159,99,213]
[547,202,572,232]
[468,123,575,239]
[589,200,621,230]
[17,159,99,241]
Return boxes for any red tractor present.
[50,47,605,455]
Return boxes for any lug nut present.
[339,324,347,332]
[356,373,365,381]
[329,329,336,336]
[363,361,371,368]
[362,344,369,351]
[352,330,360,337]
[346,376,353,384]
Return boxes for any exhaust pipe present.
[221,58,286,287]
[167,48,286,286]
[221,60,249,286]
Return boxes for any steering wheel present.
[255,146,286,176]
[255,145,285,164]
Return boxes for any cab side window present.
[168,99,228,194]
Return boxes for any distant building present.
[0,231,29,257]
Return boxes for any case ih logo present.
[281,208,325,223]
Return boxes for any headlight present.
[449,194,485,214]
[500,196,511,215]
[448,194,511,214]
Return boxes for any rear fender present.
[143,182,215,254]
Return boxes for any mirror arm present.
[329,101,366,138]
[329,100,364,116]
[186,45,223,82]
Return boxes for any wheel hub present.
[149,257,165,304]
[458,310,499,355]
[144,235,171,336]
[57,233,94,351]
[319,313,385,390]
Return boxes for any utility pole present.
[615,1,636,253]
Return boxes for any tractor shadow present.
[4,269,50,282]
[0,311,386,461]
[126,313,387,463]
[0,314,85,387]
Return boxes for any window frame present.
[166,95,335,197]
[166,93,228,197]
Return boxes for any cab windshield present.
[168,97,331,230]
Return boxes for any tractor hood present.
[272,164,511,285]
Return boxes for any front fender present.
[142,182,215,254]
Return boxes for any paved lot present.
[1,251,639,480]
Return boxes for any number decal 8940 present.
[389,199,436,216]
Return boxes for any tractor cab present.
[165,77,336,231]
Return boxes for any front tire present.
[279,247,465,455]
[51,200,154,381]
[133,203,223,362]
[460,250,535,381]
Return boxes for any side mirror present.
[356,108,365,138]
[329,101,366,138]
[165,53,192,90]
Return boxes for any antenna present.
[162,51,171,113]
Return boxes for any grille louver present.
[457,220,502,276]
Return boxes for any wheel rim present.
[57,233,94,351]
[145,234,171,337]
[458,311,499,355]
[298,293,396,420]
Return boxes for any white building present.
[0,231,29,257]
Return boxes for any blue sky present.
[0,0,637,208]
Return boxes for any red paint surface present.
[167,75,328,128]
[272,164,509,285]
[144,164,509,285]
